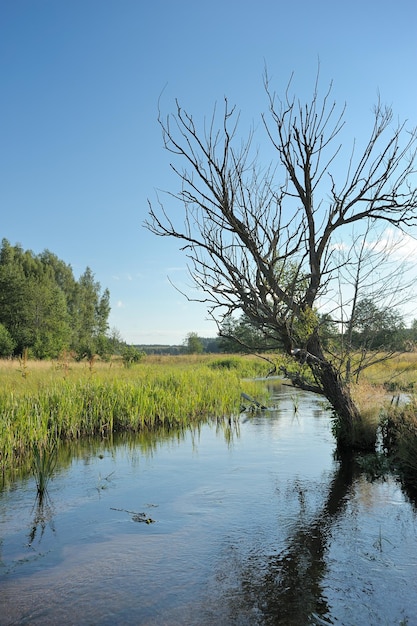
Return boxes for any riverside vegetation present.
[1,352,417,492]
[0,354,269,480]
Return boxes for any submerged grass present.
[0,354,269,475]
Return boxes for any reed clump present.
[0,355,269,474]
[361,352,417,392]
[353,353,417,486]
[381,399,417,486]
[32,439,58,501]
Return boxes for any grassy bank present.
[350,353,417,488]
[0,354,269,475]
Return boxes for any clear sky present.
[1,0,416,345]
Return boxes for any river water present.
[1,383,416,625]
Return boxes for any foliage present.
[184,332,204,354]
[122,345,145,367]
[218,314,275,353]
[0,322,15,357]
[349,298,406,350]
[0,239,112,359]
[71,267,110,359]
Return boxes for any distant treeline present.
[2,238,416,361]
[136,337,223,355]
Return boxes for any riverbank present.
[0,354,269,477]
[1,352,416,489]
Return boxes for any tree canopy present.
[0,238,111,359]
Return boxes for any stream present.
[1,382,416,625]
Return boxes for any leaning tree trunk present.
[313,359,363,448]
[293,339,374,451]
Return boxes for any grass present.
[32,439,57,502]
[0,354,270,476]
[349,352,417,486]
[381,398,417,485]
[358,352,417,392]
[2,350,417,486]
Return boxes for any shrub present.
[381,400,417,485]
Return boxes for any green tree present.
[350,299,405,350]
[184,332,204,354]
[0,322,15,357]
[121,344,144,367]
[72,268,111,359]
[0,244,32,353]
[39,249,77,307]
[25,276,71,358]
[0,239,112,359]
[410,319,417,346]
[219,314,272,353]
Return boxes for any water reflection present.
[1,386,417,625]
[28,493,56,546]
[227,454,357,625]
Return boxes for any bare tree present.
[330,219,414,383]
[145,72,417,449]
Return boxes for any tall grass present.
[351,352,417,486]
[0,355,269,475]
[381,399,417,486]
[359,352,417,392]
[32,439,57,501]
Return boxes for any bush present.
[209,358,241,370]
[122,345,144,367]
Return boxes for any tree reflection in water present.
[217,454,358,625]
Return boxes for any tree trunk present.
[293,340,375,451]
[315,360,363,449]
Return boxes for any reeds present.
[32,439,57,501]
[381,399,417,485]
[0,355,269,475]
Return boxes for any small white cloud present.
[117,300,124,308]
[331,241,349,251]
[365,228,417,262]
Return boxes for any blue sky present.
[1,0,416,344]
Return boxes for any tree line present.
[0,238,112,359]
[181,307,416,358]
